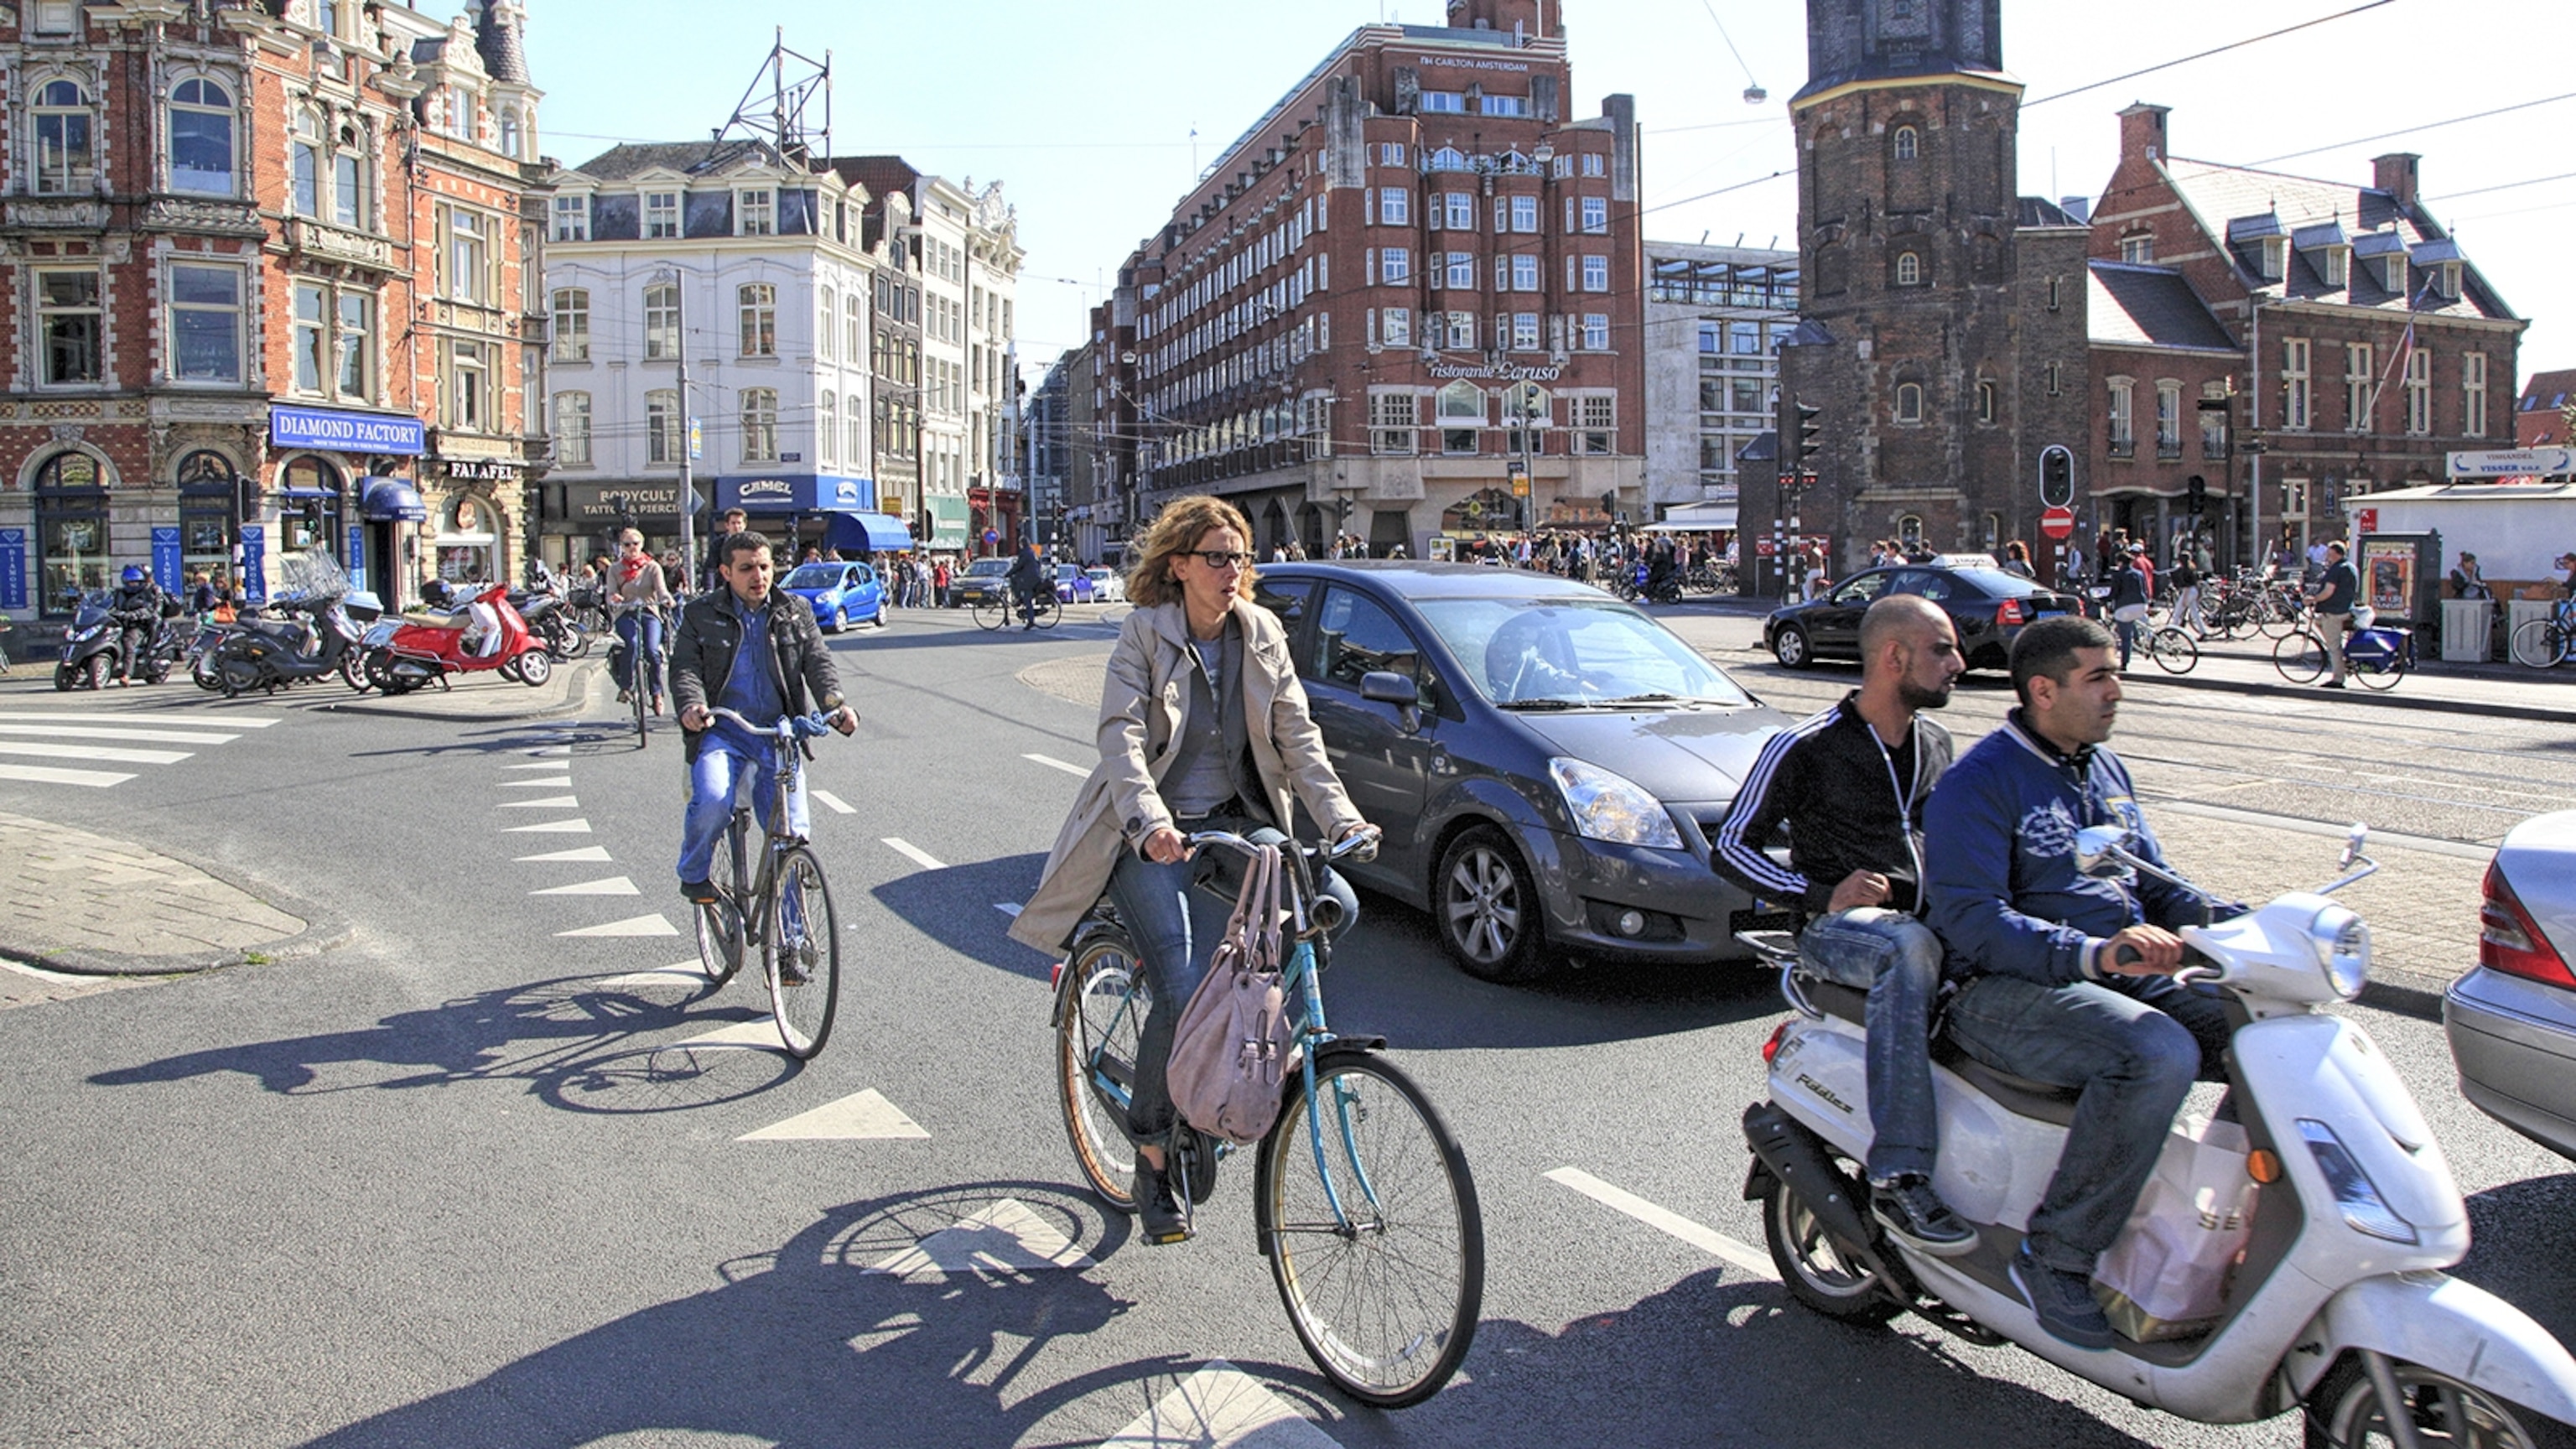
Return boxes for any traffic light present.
[2187,475,2207,515]
[1794,403,1823,468]
[2038,446,2075,508]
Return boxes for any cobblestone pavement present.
[0,811,309,973]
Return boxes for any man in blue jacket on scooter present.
[1923,614,2231,1352]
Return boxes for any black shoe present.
[680,879,719,906]
[2009,1244,2115,1350]
[1132,1159,1191,1244]
[1872,1176,1977,1258]
[2320,679,2346,689]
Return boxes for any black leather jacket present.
[668,588,845,762]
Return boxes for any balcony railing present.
[2108,438,2136,460]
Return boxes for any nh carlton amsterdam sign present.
[1426,361,1565,382]
[268,404,428,455]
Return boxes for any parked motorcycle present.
[365,583,553,695]
[1741,826,2576,1446]
[209,593,367,697]
[52,591,119,690]
[512,587,587,659]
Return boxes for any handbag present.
[2111,602,2149,624]
[1165,842,1303,1145]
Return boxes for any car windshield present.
[965,558,1010,576]
[782,564,843,589]
[1414,597,1754,708]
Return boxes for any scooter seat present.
[1930,1039,2083,1127]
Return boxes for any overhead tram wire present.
[2023,0,2398,109]
[2247,91,2576,168]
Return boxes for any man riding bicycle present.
[1006,542,1048,629]
[671,530,855,906]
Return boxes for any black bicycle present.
[691,707,846,1059]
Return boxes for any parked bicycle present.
[1052,828,1484,1408]
[2133,623,2200,674]
[2276,616,2414,690]
[689,706,846,1059]
[2510,597,2576,669]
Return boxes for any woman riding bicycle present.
[1009,495,1380,1244]
[609,527,673,713]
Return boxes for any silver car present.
[2445,809,2576,1158]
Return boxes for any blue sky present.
[525,0,2570,388]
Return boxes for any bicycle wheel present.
[2273,631,2327,683]
[2354,656,2406,690]
[1032,595,1062,630]
[1055,929,1148,1210]
[2259,600,2305,640]
[2511,618,2569,669]
[765,844,840,1059]
[631,659,649,746]
[2144,626,2198,674]
[974,598,1006,631]
[693,813,748,985]
[1260,1052,1483,1408]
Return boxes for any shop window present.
[275,456,345,564]
[436,495,497,584]
[176,451,240,584]
[32,450,108,612]
[168,77,236,196]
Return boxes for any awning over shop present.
[825,511,914,554]
[358,476,428,522]
[272,486,339,501]
[927,495,970,549]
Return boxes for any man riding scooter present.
[1923,615,2232,1350]
[107,565,169,686]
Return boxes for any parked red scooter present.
[364,583,553,695]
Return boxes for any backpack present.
[1166,843,1302,1145]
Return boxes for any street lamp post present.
[652,267,696,590]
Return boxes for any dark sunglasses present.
[1187,550,1252,570]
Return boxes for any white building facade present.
[1643,242,1799,525]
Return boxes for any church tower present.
[1766,0,2090,579]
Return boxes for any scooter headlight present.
[2308,906,2368,1001]
[2296,1119,2417,1244]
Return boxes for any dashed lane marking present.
[501,762,569,771]
[0,764,135,788]
[517,845,614,863]
[736,1088,929,1141]
[497,795,579,809]
[555,912,678,938]
[0,711,278,727]
[1545,1166,1779,1281]
[868,1198,1095,1279]
[668,1019,783,1051]
[0,740,191,766]
[0,723,236,745]
[532,876,639,896]
[1023,752,1090,779]
[503,818,591,834]
[811,788,854,815]
[881,838,945,870]
[1096,1360,1343,1448]
[497,778,573,789]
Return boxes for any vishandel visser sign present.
[267,405,427,456]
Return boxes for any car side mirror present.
[1359,669,1422,733]
[2074,825,2137,880]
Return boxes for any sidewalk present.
[0,811,345,975]
[317,657,601,723]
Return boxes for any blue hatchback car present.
[781,560,886,632]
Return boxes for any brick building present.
[1762,0,2093,589]
[0,0,547,626]
[1088,0,1646,560]
[2087,105,2525,562]
[2514,367,2575,450]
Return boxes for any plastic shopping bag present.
[2094,1114,2257,1342]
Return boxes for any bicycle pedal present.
[1140,1223,1195,1247]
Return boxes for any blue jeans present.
[614,610,663,697]
[678,736,807,886]
[1800,908,1945,1183]
[1104,811,1359,1141]
[1943,972,2231,1274]
[2113,614,2141,669]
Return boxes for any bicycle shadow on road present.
[870,850,1056,984]
[86,972,808,1114]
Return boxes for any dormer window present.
[2437,261,2462,300]
[2322,247,2349,287]
[1893,125,1919,161]
[2119,233,2153,264]
[2384,254,2407,292]
[644,190,680,239]
[737,189,775,237]
[2261,238,2286,282]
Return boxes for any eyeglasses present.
[1186,550,1252,570]
[620,540,641,549]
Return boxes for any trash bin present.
[2442,599,2496,663]
[2509,599,2559,666]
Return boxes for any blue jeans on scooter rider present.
[1924,616,2232,1352]
[1715,595,1973,1256]
[669,531,854,900]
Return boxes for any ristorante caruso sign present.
[1426,361,1565,382]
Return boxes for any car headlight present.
[2297,1119,2416,1244]
[1548,757,1683,850]
[2308,905,2368,1000]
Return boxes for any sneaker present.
[2009,1244,2115,1351]
[680,879,720,906]
[616,688,632,704]
[1131,1159,1191,1244]
[1872,1176,1977,1258]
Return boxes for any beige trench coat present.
[1007,595,1367,954]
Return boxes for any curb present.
[2122,667,2576,726]
[314,660,601,724]
[1,854,353,979]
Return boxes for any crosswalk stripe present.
[503,818,591,834]
[736,1088,929,1141]
[0,711,278,727]
[1023,752,1090,779]
[497,778,573,788]
[516,845,613,863]
[0,740,191,766]
[1544,1166,1778,1281]
[501,762,569,771]
[667,1019,782,1051]
[497,795,579,808]
[0,763,135,788]
[867,1198,1095,1279]
[0,724,236,745]
[532,875,638,896]
[554,912,677,937]
[881,838,946,870]
[811,788,854,815]
[1097,1360,1341,1448]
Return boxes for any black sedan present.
[1254,562,1798,983]
[1763,562,2083,671]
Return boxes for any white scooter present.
[1741,825,2576,1447]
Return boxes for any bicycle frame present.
[703,708,823,936]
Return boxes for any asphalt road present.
[2,600,2569,1449]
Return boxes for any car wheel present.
[833,605,848,632]
[1434,828,1555,984]
[1773,624,1813,669]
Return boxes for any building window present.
[1509,195,1539,233]
[292,282,327,392]
[738,283,776,357]
[1976,377,1997,424]
[552,392,591,465]
[740,388,778,460]
[1510,312,1540,350]
[30,78,96,195]
[818,391,836,465]
[1482,93,1526,117]
[848,406,865,466]
[2464,351,2489,438]
[2261,237,2287,282]
[2120,233,2153,264]
[290,109,322,217]
[2345,342,2373,432]
[1582,153,1605,177]
[552,195,589,242]
[33,450,109,609]
[336,291,372,398]
[333,144,366,230]
[498,110,522,160]
[1444,310,1476,349]
[644,190,680,239]
[1576,395,1615,454]
[1580,195,1607,234]
[2404,347,2432,435]
[552,288,589,363]
[1382,306,1412,348]
[1895,382,1924,424]
[443,207,488,304]
[1379,143,1406,166]
[1422,91,1466,114]
[167,264,242,383]
[646,388,680,464]
[2280,478,2309,518]
[738,189,775,236]
[1582,313,1609,351]
[1372,246,1407,286]
[440,86,474,141]
[644,282,680,360]
[1443,252,1476,289]
[444,340,489,430]
[1437,381,1485,429]
[1581,255,1609,292]
[2046,361,2063,397]
[2201,402,2228,458]
[37,268,101,386]
[818,286,837,361]
[168,77,236,196]
[1439,193,1475,230]
[1893,124,1919,161]
[846,295,864,361]
[2106,380,2134,454]
[2283,338,2312,430]
[1379,187,1410,226]
[1896,252,1923,286]
[2156,382,2183,456]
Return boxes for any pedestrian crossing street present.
[0,709,283,788]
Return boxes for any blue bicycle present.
[1050,829,1484,1407]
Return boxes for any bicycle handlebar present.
[1183,825,1381,865]
[704,705,844,740]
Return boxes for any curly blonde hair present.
[1124,495,1258,609]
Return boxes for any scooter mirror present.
[2075,825,2136,880]
[2340,823,2368,870]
